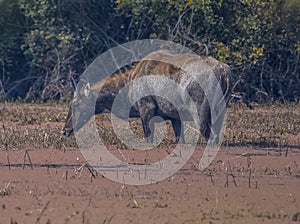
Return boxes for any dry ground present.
[0,102,299,224]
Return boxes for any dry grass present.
[0,102,299,150]
[0,102,75,150]
[225,103,300,148]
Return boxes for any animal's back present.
[127,50,230,122]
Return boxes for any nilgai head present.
[62,79,97,136]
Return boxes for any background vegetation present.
[0,0,299,102]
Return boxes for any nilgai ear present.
[71,77,79,97]
[84,83,91,97]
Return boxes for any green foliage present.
[0,1,20,62]
[10,0,121,100]
[0,0,299,101]
[115,0,274,66]
[18,0,84,66]
[116,0,300,101]
[0,0,28,98]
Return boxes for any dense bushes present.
[0,0,299,102]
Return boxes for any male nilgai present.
[63,50,231,143]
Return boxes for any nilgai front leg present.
[137,97,157,143]
[199,98,212,142]
[171,119,184,143]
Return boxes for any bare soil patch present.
[0,102,299,224]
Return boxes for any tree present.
[115,0,300,101]
[0,0,299,101]
[7,0,126,101]
[0,0,28,99]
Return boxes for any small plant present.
[0,182,11,197]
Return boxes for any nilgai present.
[63,50,231,143]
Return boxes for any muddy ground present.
[0,103,299,224]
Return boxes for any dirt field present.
[0,102,299,224]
